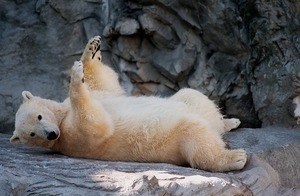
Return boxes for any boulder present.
[1,127,299,195]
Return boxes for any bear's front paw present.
[71,61,84,84]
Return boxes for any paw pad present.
[71,61,84,83]
[73,61,83,72]
[88,36,101,59]
[82,36,102,61]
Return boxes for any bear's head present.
[10,91,60,148]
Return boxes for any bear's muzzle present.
[46,131,59,140]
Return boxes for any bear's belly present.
[100,96,192,135]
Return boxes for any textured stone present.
[224,127,300,188]
[115,18,140,35]
[1,127,299,195]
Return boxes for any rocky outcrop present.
[1,0,300,132]
[1,127,299,195]
[103,0,300,128]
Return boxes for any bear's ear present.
[22,91,34,102]
[10,133,20,144]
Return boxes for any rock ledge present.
[0,127,299,195]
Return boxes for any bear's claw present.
[89,36,101,59]
[81,36,102,62]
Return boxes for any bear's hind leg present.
[171,88,225,133]
[180,121,247,172]
[171,89,241,134]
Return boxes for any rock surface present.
[0,127,299,195]
[1,0,300,132]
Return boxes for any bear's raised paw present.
[87,36,101,60]
[80,36,102,63]
[71,61,84,84]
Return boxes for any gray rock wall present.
[1,0,300,132]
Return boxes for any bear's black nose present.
[47,131,58,140]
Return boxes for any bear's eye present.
[30,132,35,137]
[37,115,42,121]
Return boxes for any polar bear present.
[10,61,246,172]
[10,36,246,172]
[81,36,241,131]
